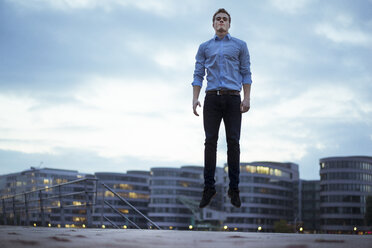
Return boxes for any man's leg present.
[223,95,242,207]
[203,94,223,189]
[200,94,222,208]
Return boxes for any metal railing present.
[1,178,97,227]
[100,183,161,230]
[0,179,160,230]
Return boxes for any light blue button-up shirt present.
[192,34,252,92]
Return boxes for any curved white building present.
[224,162,299,232]
[148,166,205,230]
[319,156,372,233]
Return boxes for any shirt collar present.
[214,33,231,41]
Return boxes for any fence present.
[0,178,160,230]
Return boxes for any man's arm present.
[240,83,251,113]
[193,85,201,116]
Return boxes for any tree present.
[365,195,372,227]
[274,219,293,233]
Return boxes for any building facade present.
[2,156,372,233]
[0,167,95,227]
[148,166,204,230]
[224,162,299,232]
[300,180,320,233]
[319,156,372,233]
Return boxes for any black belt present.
[206,90,240,96]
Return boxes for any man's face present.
[213,13,230,34]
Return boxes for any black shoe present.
[199,187,216,208]
[228,188,241,208]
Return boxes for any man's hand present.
[193,99,201,116]
[240,98,250,113]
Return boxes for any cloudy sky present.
[1,0,371,179]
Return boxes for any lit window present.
[73,201,82,206]
[120,209,129,214]
[104,191,114,197]
[129,192,138,198]
[73,217,86,222]
[274,169,282,177]
[43,179,50,185]
[181,182,189,187]
[257,166,269,175]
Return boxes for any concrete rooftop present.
[1,226,372,248]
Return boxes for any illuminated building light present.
[43,179,50,184]
[299,227,303,232]
[82,224,86,228]
[120,209,129,214]
[104,191,114,197]
[113,184,133,190]
[73,201,82,206]
[224,225,228,230]
[123,225,127,229]
[57,224,61,228]
[169,226,173,230]
[48,223,51,227]
[33,223,37,227]
[258,226,262,231]
[129,192,138,198]
[181,182,189,187]
[102,225,106,229]
[234,228,238,231]
[189,225,193,230]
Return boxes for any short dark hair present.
[212,8,231,24]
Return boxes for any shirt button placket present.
[219,39,224,90]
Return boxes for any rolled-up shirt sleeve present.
[192,43,206,87]
[239,42,252,85]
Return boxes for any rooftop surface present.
[1,226,372,248]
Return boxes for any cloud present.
[315,23,371,45]
[5,0,206,17]
[0,75,204,165]
[269,0,312,14]
[1,0,372,179]
[314,12,372,45]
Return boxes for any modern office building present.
[148,166,203,230]
[93,171,150,228]
[319,156,372,233]
[224,162,300,232]
[0,167,95,227]
[2,156,372,233]
[148,166,226,230]
[300,180,320,233]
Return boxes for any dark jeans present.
[203,94,242,190]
